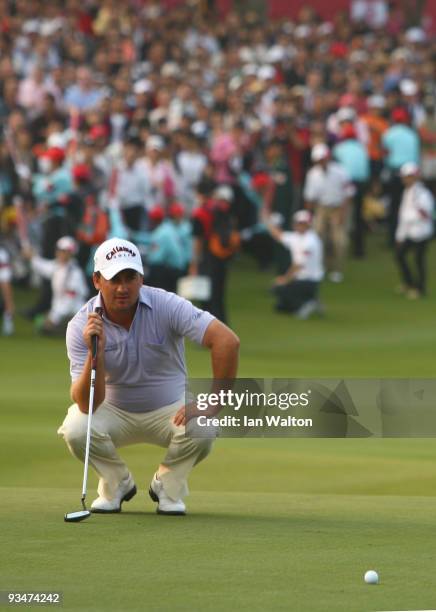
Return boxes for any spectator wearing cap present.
[382,107,420,246]
[399,79,426,129]
[304,143,353,283]
[33,147,72,208]
[328,106,369,147]
[361,95,389,179]
[333,124,370,258]
[395,162,434,299]
[113,138,150,232]
[131,79,154,124]
[32,146,75,252]
[190,185,240,324]
[27,144,75,318]
[265,209,324,319]
[22,236,88,334]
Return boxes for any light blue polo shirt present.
[333,140,370,182]
[147,220,185,270]
[382,125,420,170]
[66,285,215,413]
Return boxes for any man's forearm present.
[71,351,106,413]
[210,334,239,380]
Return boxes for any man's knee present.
[58,406,88,458]
[191,436,213,463]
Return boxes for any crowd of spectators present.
[0,0,435,334]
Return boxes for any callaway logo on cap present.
[94,237,144,280]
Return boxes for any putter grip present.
[91,307,103,362]
[91,334,98,360]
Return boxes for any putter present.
[65,307,103,523]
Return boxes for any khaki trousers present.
[314,206,348,273]
[57,398,213,501]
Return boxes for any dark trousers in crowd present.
[122,205,146,231]
[273,280,319,313]
[395,239,429,295]
[205,254,229,324]
[146,264,180,293]
[352,181,367,258]
[243,231,275,270]
[387,173,404,248]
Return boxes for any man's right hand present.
[83,312,105,352]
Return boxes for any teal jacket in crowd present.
[333,139,370,182]
[145,220,186,270]
[382,125,420,171]
[32,167,73,207]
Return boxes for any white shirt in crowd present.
[30,256,89,324]
[176,150,207,210]
[0,247,12,283]
[136,158,177,209]
[304,162,354,207]
[396,181,434,243]
[280,229,324,282]
[115,160,150,210]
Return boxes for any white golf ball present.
[364,570,379,584]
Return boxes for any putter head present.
[64,510,91,523]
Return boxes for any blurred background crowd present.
[0,0,435,335]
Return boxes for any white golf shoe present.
[149,473,186,515]
[91,474,137,513]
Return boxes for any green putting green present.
[1,238,436,611]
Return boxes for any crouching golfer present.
[58,237,239,515]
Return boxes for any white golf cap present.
[311,143,330,162]
[94,238,144,280]
[241,63,258,77]
[146,135,165,151]
[133,79,153,94]
[349,50,369,64]
[265,45,285,64]
[391,47,411,61]
[367,95,386,109]
[191,120,208,138]
[317,22,334,36]
[56,236,77,253]
[239,46,256,63]
[229,76,243,91]
[47,132,67,149]
[400,79,418,96]
[257,65,276,81]
[293,210,312,224]
[400,162,420,177]
[336,107,356,122]
[161,62,180,78]
[405,27,426,43]
[294,24,311,39]
[213,185,234,201]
